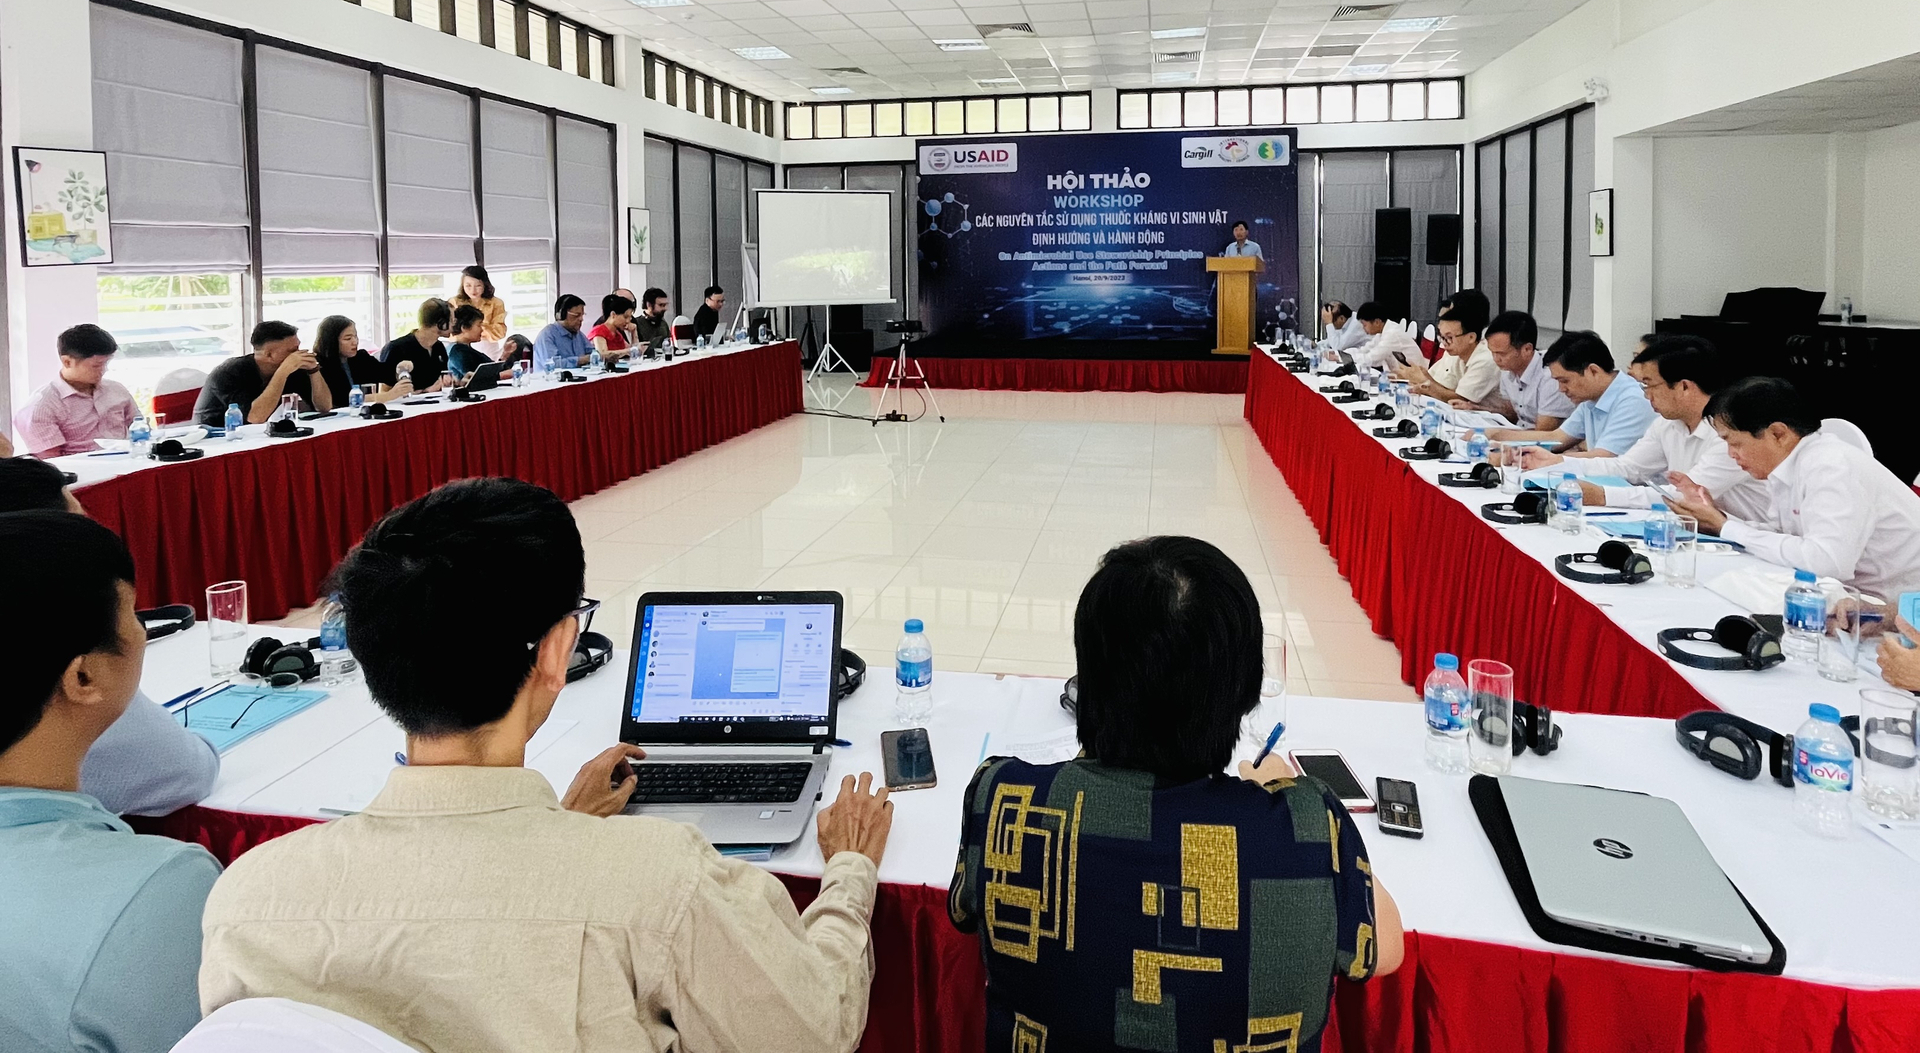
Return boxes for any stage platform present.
[858,355,1248,394]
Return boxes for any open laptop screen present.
[622,592,842,744]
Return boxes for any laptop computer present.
[618,590,844,845]
[463,361,505,392]
[1498,776,1770,964]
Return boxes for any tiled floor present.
[553,376,1419,703]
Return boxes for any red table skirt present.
[78,343,803,620]
[138,803,1918,1053]
[859,355,1248,394]
[1244,353,1715,720]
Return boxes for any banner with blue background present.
[914,128,1299,356]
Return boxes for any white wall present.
[1859,119,1920,317]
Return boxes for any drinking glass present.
[1259,634,1289,748]
[150,412,167,437]
[1468,658,1515,775]
[1664,515,1698,588]
[1819,589,1882,683]
[1858,688,1919,819]
[206,580,249,679]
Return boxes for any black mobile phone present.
[1375,778,1423,839]
[1289,749,1375,812]
[299,410,334,421]
[880,728,937,791]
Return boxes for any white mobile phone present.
[1288,749,1376,813]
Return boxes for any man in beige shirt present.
[199,478,894,1053]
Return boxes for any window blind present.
[644,137,678,307]
[480,100,554,270]
[675,144,714,308]
[556,118,615,299]
[256,47,380,274]
[384,76,477,272]
[91,5,250,272]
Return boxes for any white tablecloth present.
[138,623,1920,990]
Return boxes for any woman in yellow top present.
[452,265,509,359]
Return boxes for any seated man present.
[201,478,892,1053]
[1350,301,1422,371]
[1398,298,1498,404]
[1486,331,1654,458]
[1512,335,1771,520]
[1449,310,1572,431]
[0,458,219,817]
[630,287,672,354]
[14,324,138,459]
[1671,376,1920,601]
[0,510,221,1052]
[1319,300,1367,354]
[951,535,1402,1052]
[532,294,592,372]
[380,298,452,392]
[692,285,726,340]
[194,320,335,425]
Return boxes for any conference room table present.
[55,340,803,621]
[1243,348,1906,729]
[133,622,1920,1053]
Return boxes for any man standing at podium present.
[1222,219,1263,259]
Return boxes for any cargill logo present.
[1592,838,1633,860]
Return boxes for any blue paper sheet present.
[1523,474,1632,490]
[176,683,329,753]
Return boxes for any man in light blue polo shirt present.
[533,293,593,373]
[1488,330,1654,457]
[0,511,220,1053]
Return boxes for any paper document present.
[1444,408,1515,430]
[992,727,1082,765]
[1863,817,1920,870]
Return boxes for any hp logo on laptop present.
[1592,838,1634,860]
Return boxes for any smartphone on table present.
[881,728,938,791]
[1288,749,1375,813]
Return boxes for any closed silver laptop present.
[1499,776,1771,964]
[619,591,843,846]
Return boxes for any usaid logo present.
[918,142,1017,173]
[1592,838,1634,860]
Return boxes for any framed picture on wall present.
[13,146,113,267]
[1588,188,1613,257]
[628,207,651,265]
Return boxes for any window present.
[1119,79,1465,129]
[934,99,963,135]
[906,100,934,135]
[1061,94,1091,130]
[641,53,775,136]
[787,93,1092,138]
[96,273,246,397]
[1474,106,1595,333]
[1029,95,1059,132]
[265,275,381,348]
[526,12,548,68]
[411,0,441,32]
[1297,147,1462,337]
[388,272,462,343]
[494,0,518,52]
[997,96,1026,133]
[816,103,843,138]
[965,98,994,133]
[788,105,814,139]
[875,102,903,137]
[846,102,873,137]
[500,268,552,333]
[345,0,611,84]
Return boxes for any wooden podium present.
[1206,255,1263,355]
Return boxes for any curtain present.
[1532,118,1569,337]
[1566,109,1598,333]
[481,100,554,270]
[91,5,250,273]
[1318,152,1388,318]
[715,154,746,317]
[1477,142,1500,295]
[644,137,678,307]
[384,77,478,272]
[1503,136,1532,315]
[676,144,714,315]
[255,48,379,275]
[555,118,615,300]
[1391,150,1460,328]
[1297,152,1319,329]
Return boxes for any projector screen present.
[754,189,895,307]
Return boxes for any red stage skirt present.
[79,343,803,620]
[860,355,1248,394]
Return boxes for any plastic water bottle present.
[1644,500,1675,555]
[224,402,244,440]
[348,385,365,411]
[1793,703,1854,838]
[1375,367,1392,395]
[894,618,933,724]
[1784,569,1826,661]
[127,415,152,459]
[1839,297,1854,325]
[1392,381,1411,416]
[1553,472,1584,535]
[317,593,356,685]
[589,348,603,373]
[1423,653,1471,773]
[1419,398,1442,438]
[1466,428,1488,463]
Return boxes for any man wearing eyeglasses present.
[1397,299,1499,405]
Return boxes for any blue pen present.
[87,450,130,457]
[394,752,408,766]
[1251,720,1287,766]
[160,685,206,709]
[831,738,854,748]
[1586,511,1629,517]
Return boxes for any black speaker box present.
[1374,259,1411,322]
[1427,213,1463,265]
[1375,207,1412,260]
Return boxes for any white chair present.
[1423,323,1437,342]
[1820,417,1872,456]
[169,999,413,1053]
[152,367,208,427]
[155,367,207,396]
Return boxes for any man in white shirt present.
[1671,376,1920,602]
[1397,300,1498,404]
[1448,311,1572,431]
[1319,301,1368,355]
[1513,335,1771,521]
[1351,302,1422,371]
[1222,219,1263,259]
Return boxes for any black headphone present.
[1283,360,1312,373]
[242,636,322,687]
[1439,462,1501,489]
[1658,615,1785,671]
[1399,437,1451,460]
[1474,698,1562,757]
[1321,380,1359,395]
[567,631,614,683]
[1328,362,1358,377]
[150,438,204,462]
[1482,491,1550,524]
[267,418,314,439]
[1353,403,1396,421]
[838,648,868,698]
[1374,419,1419,439]
[1675,710,1794,787]
[1554,540,1655,585]
[360,403,403,420]
[137,604,196,641]
[448,386,487,403]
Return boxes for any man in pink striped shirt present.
[13,325,137,459]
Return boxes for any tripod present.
[881,324,944,424]
[803,305,856,382]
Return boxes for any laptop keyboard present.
[626,762,814,805]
